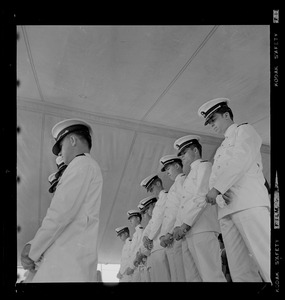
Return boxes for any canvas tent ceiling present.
[17,25,270,264]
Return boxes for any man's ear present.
[223,112,230,120]
[70,135,77,146]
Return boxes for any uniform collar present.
[158,190,167,198]
[190,158,203,170]
[174,173,184,182]
[224,123,237,138]
[135,224,142,231]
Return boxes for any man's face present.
[129,216,139,227]
[179,147,195,167]
[141,209,148,221]
[148,183,160,197]
[207,113,228,135]
[165,164,178,181]
[147,204,154,217]
[119,232,128,242]
[58,135,73,165]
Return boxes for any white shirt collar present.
[135,224,141,231]
[174,173,184,182]
[224,123,237,138]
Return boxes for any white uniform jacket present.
[119,237,132,276]
[147,190,168,251]
[29,153,103,282]
[160,174,186,237]
[209,123,270,219]
[129,224,144,269]
[176,159,220,235]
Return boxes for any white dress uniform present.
[147,190,171,282]
[29,153,103,282]
[209,123,270,282]
[115,226,133,283]
[178,159,226,282]
[160,173,186,282]
[128,223,144,282]
[137,196,157,282]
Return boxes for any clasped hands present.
[205,188,232,206]
[133,250,146,267]
[159,233,174,248]
[143,236,153,250]
[173,223,191,241]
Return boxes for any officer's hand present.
[143,236,151,248]
[147,239,153,250]
[222,189,233,205]
[21,244,35,271]
[126,267,134,275]
[172,226,180,240]
[206,188,220,205]
[164,233,174,246]
[159,236,167,248]
[173,227,185,241]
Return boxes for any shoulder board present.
[200,160,208,163]
[76,153,86,157]
[181,173,186,177]
[139,226,144,229]
[237,123,248,127]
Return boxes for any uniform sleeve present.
[214,125,262,194]
[29,160,94,262]
[148,193,166,240]
[182,163,211,226]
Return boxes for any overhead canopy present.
[17,25,270,264]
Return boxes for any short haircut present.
[153,177,162,186]
[184,142,202,157]
[136,214,142,222]
[171,160,183,169]
[72,130,92,149]
[215,106,234,120]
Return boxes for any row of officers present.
[20,97,270,283]
[115,98,270,283]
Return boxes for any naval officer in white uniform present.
[125,210,144,282]
[198,98,270,282]
[115,226,132,282]
[137,196,158,282]
[159,155,186,282]
[21,119,103,282]
[140,174,171,282]
[173,135,225,282]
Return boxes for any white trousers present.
[220,206,270,282]
[165,245,177,282]
[148,248,171,282]
[183,231,226,282]
[131,267,141,282]
[139,264,151,282]
[172,239,186,281]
